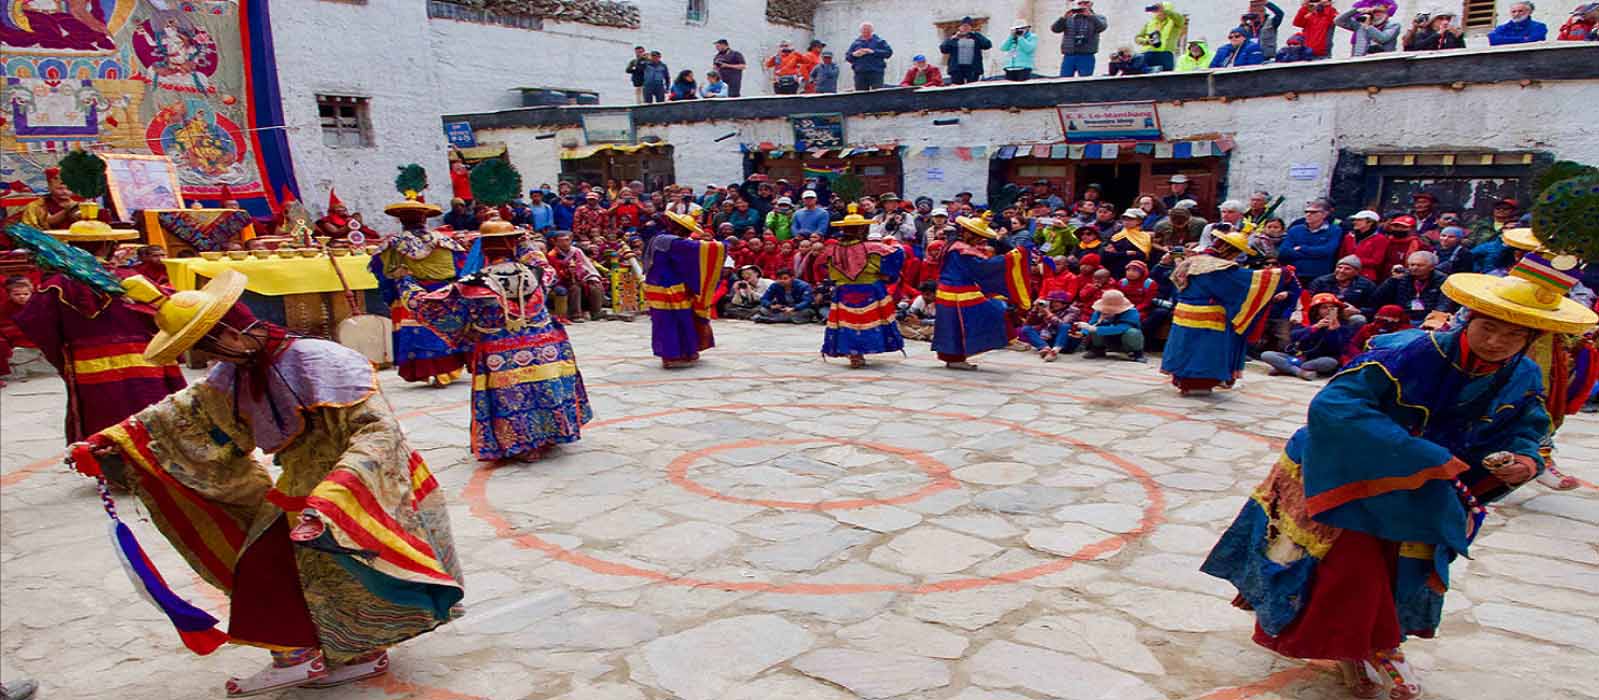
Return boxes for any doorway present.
[1074,163,1142,210]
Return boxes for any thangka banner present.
[1,0,297,216]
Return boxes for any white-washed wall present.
[272,0,810,218]
[486,76,1595,222]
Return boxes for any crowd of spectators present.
[625,1,1596,100]
[423,172,1599,412]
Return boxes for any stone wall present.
[768,0,825,28]
[436,0,642,28]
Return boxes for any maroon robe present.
[13,274,187,442]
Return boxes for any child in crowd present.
[1018,291,1082,362]
[1,276,39,384]
[1075,266,1111,318]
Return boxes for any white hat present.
[1011,18,1030,29]
[931,208,949,217]
[1121,208,1145,219]
[776,196,793,206]
[1175,199,1199,211]
[802,190,818,199]
[1170,174,1190,184]
[1352,210,1381,221]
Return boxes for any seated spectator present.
[1274,32,1316,61]
[1210,30,1266,67]
[1489,2,1549,44]
[752,268,814,323]
[1308,255,1380,322]
[1261,293,1353,380]
[725,264,771,319]
[901,55,945,87]
[1104,213,1153,279]
[1142,250,1179,349]
[808,280,835,323]
[1073,289,1145,361]
[1176,38,1214,71]
[1246,217,1288,260]
[1153,205,1206,249]
[1373,250,1449,325]
[1342,303,1409,364]
[898,282,938,340]
[1467,197,1521,246]
[1280,199,1343,280]
[1404,11,1467,50]
[1076,224,1107,255]
[700,70,728,98]
[1337,3,1400,55]
[669,70,699,100]
[1033,213,1078,257]
[1118,261,1159,317]
[1435,226,1473,274]
[1075,266,1111,318]
[1356,214,1429,284]
[1558,3,1599,40]
[1039,257,1078,299]
[1107,46,1146,75]
[1018,291,1082,361]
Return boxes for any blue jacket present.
[1210,40,1266,67]
[1288,322,1353,360]
[761,279,812,311]
[1087,308,1140,336]
[1274,44,1315,62]
[845,35,894,73]
[1279,218,1344,280]
[1488,17,1549,45]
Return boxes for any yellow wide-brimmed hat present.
[1211,229,1256,256]
[48,219,139,242]
[831,204,872,229]
[955,214,999,240]
[123,269,248,364]
[1443,268,1598,336]
[1500,227,1541,252]
[664,210,704,235]
[384,190,444,217]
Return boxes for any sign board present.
[582,111,635,144]
[444,121,477,148]
[1057,101,1162,143]
[790,112,846,152]
[1289,163,1321,181]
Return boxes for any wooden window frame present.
[316,95,373,148]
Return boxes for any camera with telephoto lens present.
[1414,12,1430,24]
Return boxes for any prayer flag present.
[1134,143,1155,155]
[1173,142,1193,159]
[1031,145,1050,158]
[955,147,973,161]
[1083,143,1102,159]
[1154,142,1174,159]
[1068,144,1086,159]
[1100,144,1119,159]
[996,146,1017,160]
[1217,135,1236,152]
[923,146,941,158]
[972,146,987,159]
[1049,144,1069,159]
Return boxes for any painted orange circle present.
[666,437,958,510]
[465,402,1167,595]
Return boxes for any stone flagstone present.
[793,648,953,698]
[632,615,816,700]
[835,613,971,659]
[965,640,1165,700]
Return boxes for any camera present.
[1414,12,1430,24]
[1356,12,1372,22]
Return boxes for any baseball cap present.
[930,208,949,217]
[802,190,818,199]
[913,54,926,62]
[1389,215,1417,228]
[1351,210,1381,221]
[776,196,793,206]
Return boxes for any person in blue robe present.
[1160,230,1281,394]
[932,215,1032,370]
[646,213,727,368]
[821,206,905,368]
[1200,259,1596,700]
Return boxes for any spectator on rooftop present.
[1489,1,1550,44]
[1280,199,1344,280]
[1403,10,1467,50]
[1134,2,1187,72]
[669,70,699,100]
[1337,2,1400,54]
[1000,19,1040,80]
[766,41,816,94]
[810,51,841,93]
[1558,3,1599,40]
[1212,28,1268,66]
[1176,38,1215,70]
[941,17,993,84]
[641,50,670,103]
[1053,0,1109,77]
[699,70,728,98]
[625,45,649,102]
[846,22,894,91]
[1241,1,1288,56]
[1107,46,1146,75]
[1292,0,1340,59]
[901,55,945,87]
[1275,32,1317,60]
[711,39,748,97]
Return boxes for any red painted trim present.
[1304,459,1469,516]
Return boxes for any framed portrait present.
[102,153,184,215]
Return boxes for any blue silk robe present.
[1160,256,1281,383]
[931,243,1031,360]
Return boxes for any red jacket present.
[1293,4,1339,57]
[1355,234,1429,283]
[1074,283,1105,318]
[900,66,944,87]
[1118,277,1159,314]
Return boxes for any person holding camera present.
[1241,1,1286,56]
[1403,11,1466,50]
[1051,0,1108,77]
[940,17,993,84]
[765,40,816,95]
[999,20,1039,80]
[1336,2,1399,55]
[1292,0,1340,58]
[1134,2,1186,72]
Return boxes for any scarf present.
[832,239,870,279]
[1112,227,1152,256]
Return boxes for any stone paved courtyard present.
[3,321,1597,700]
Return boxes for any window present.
[1462,0,1496,30]
[685,0,706,23]
[317,95,371,148]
